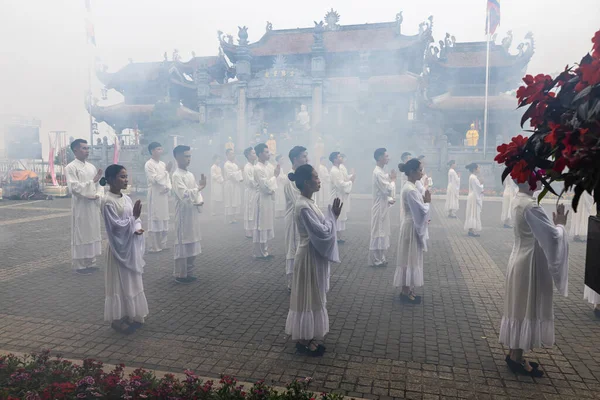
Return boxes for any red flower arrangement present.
[495,29,600,211]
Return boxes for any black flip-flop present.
[505,356,543,377]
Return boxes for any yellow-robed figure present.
[225,137,235,152]
[466,123,479,147]
[266,134,276,155]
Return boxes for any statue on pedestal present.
[465,123,479,147]
[296,104,310,132]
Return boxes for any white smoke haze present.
[0,0,598,160]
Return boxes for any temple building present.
[91,9,534,190]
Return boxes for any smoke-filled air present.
[1,0,600,398]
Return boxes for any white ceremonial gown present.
[394,181,430,288]
[253,161,277,257]
[65,159,103,270]
[243,162,258,237]
[210,164,224,213]
[144,158,171,252]
[464,174,484,232]
[444,169,460,217]
[223,160,243,221]
[284,170,301,283]
[102,192,148,323]
[285,196,339,341]
[275,167,287,218]
[398,173,408,220]
[569,191,594,237]
[415,180,430,243]
[317,164,330,208]
[369,166,396,266]
[172,168,203,278]
[340,164,352,213]
[501,179,518,225]
[330,165,353,232]
[499,193,569,351]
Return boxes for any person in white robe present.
[339,154,352,214]
[284,146,308,290]
[398,152,412,219]
[329,152,354,243]
[144,142,172,253]
[444,160,460,218]
[210,155,224,216]
[275,155,287,219]
[584,286,600,317]
[369,148,397,267]
[242,147,258,238]
[317,157,330,208]
[285,164,342,356]
[499,181,569,377]
[464,163,484,237]
[569,191,594,242]
[417,155,433,192]
[393,158,431,304]
[266,160,277,228]
[65,139,103,274]
[100,165,148,334]
[223,149,243,224]
[171,145,206,284]
[501,178,519,228]
[253,143,280,259]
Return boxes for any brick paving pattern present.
[1,195,599,399]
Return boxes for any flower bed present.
[0,351,344,400]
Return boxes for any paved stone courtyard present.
[1,194,599,399]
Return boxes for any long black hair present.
[466,163,479,173]
[288,164,315,191]
[99,164,125,187]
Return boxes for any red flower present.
[544,122,562,146]
[516,74,553,105]
[553,156,569,173]
[495,135,528,166]
[592,29,600,59]
[510,160,530,183]
[578,59,600,87]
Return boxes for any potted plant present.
[494,30,600,293]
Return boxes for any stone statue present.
[324,8,340,31]
[438,40,446,58]
[395,11,403,35]
[238,26,249,46]
[296,104,310,132]
[313,21,325,47]
[172,49,180,62]
[266,21,273,32]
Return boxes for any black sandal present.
[295,341,324,357]
[505,355,543,377]
[401,293,422,304]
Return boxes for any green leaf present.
[572,184,584,213]
[501,167,511,184]
[573,85,592,102]
[537,186,549,204]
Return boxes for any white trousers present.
[253,242,269,258]
[173,256,196,278]
[72,257,97,271]
[147,231,168,253]
[369,249,386,266]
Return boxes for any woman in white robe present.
[285,164,341,356]
[499,181,569,377]
[464,163,484,237]
[100,165,148,335]
[210,156,224,216]
[393,158,431,304]
[569,191,594,242]
[501,178,518,228]
[317,158,330,208]
[444,160,460,218]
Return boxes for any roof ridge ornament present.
[324,8,340,31]
[395,11,403,36]
[266,21,273,33]
[238,26,249,46]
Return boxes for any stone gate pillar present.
[236,83,247,152]
[311,80,323,149]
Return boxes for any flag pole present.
[483,9,491,159]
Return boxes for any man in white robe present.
[171,145,206,284]
[243,147,258,238]
[369,148,397,267]
[284,146,308,290]
[317,157,330,208]
[499,182,569,376]
[329,151,354,243]
[253,143,280,259]
[144,142,172,253]
[65,139,103,274]
[223,149,243,224]
[210,155,224,216]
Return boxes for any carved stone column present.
[195,63,210,124]
[236,83,247,152]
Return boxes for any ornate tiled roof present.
[91,103,200,127]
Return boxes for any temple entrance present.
[252,100,302,135]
